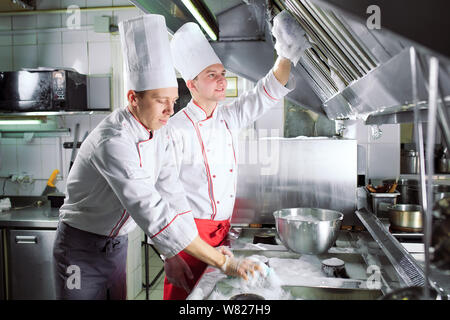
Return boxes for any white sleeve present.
[90,136,198,258]
[221,69,296,129]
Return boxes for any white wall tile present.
[368,143,400,179]
[12,16,37,30]
[0,46,13,71]
[62,42,88,74]
[17,144,42,179]
[41,144,59,180]
[37,13,62,29]
[0,17,12,31]
[0,35,12,46]
[38,43,63,68]
[62,30,88,43]
[13,45,38,70]
[13,33,37,46]
[37,31,62,44]
[0,144,17,176]
[88,41,111,74]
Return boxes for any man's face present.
[129,87,178,131]
[189,64,227,102]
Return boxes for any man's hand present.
[220,256,263,281]
[272,10,310,66]
[164,254,194,293]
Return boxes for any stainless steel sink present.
[281,285,383,300]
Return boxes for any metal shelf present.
[0,110,110,116]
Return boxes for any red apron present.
[163,218,230,300]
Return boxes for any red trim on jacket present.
[263,85,278,101]
[109,209,127,238]
[112,213,130,238]
[192,100,217,120]
[150,210,191,239]
[183,110,218,219]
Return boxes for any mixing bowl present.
[273,208,343,255]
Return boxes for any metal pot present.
[388,204,423,231]
[273,208,343,255]
[401,150,419,174]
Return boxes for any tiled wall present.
[344,119,400,182]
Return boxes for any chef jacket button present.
[217,201,220,204]
[230,194,233,198]
[199,123,203,126]
[230,169,233,173]
[213,175,216,178]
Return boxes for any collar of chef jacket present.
[124,106,154,142]
[184,99,219,123]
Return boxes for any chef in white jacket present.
[52,14,260,300]
[163,11,308,300]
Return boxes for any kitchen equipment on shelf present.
[273,208,343,255]
[0,69,87,112]
[41,169,60,196]
[401,150,419,174]
[387,204,423,232]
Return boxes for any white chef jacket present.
[167,69,295,221]
[59,106,198,258]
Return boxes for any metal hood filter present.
[210,0,450,120]
[131,0,450,121]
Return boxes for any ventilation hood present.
[130,0,450,122]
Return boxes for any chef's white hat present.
[119,14,178,91]
[170,22,222,82]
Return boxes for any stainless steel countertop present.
[0,202,59,228]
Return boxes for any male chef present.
[52,14,260,300]
[163,11,309,299]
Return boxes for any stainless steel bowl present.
[273,208,343,255]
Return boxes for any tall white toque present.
[119,14,178,91]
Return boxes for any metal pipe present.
[0,5,136,17]
[424,57,439,300]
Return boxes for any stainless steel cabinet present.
[6,229,56,300]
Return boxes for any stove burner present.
[253,232,277,245]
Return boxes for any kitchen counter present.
[0,202,59,228]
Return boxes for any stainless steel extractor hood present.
[130,0,450,122]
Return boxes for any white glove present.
[216,245,234,258]
[272,10,311,65]
[164,255,194,293]
[220,256,263,281]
